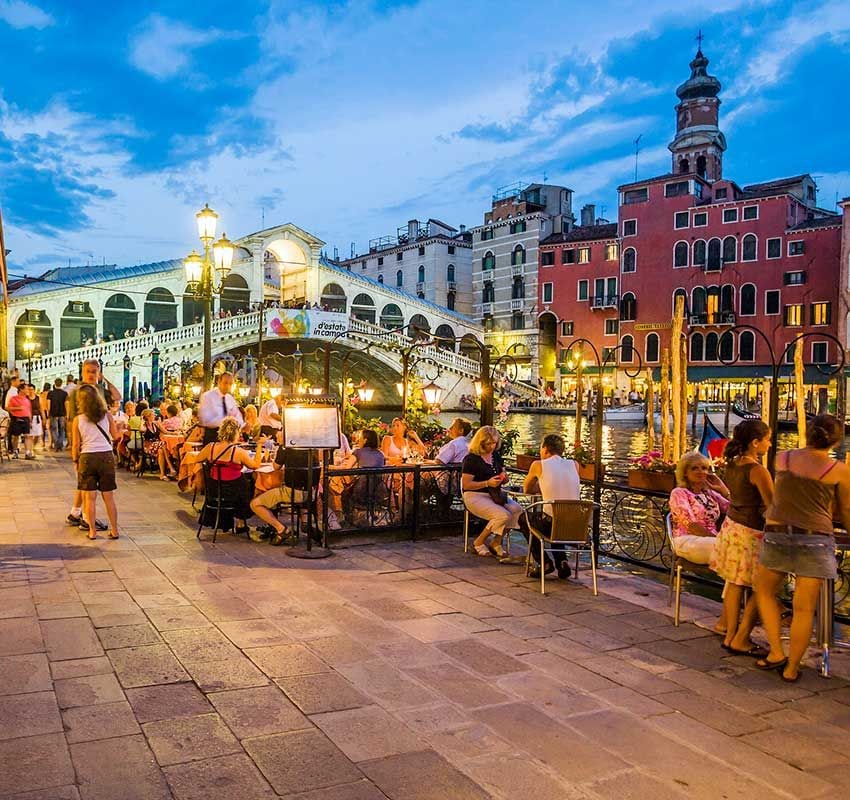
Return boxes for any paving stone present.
[207,685,309,738]
[0,653,52,695]
[49,656,113,680]
[588,768,690,799]
[595,685,673,717]
[54,673,125,709]
[392,616,469,643]
[4,785,81,799]
[305,636,374,667]
[96,623,163,650]
[126,682,213,724]
[145,606,212,631]
[745,726,848,771]
[70,734,171,800]
[181,656,269,692]
[462,753,584,800]
[244,644,331,678]
[161,627,241,662]
[405,663,508,709]
[336,660,440,710]
[0,618,44,656]
[35,601,88,619]
[143,712,242,766]
[215,619,292,648]
[360,749,493,800]
[0,597,37,619]
[274,673,370,715]
[312,705,423,762]
[108,644,190,688]
[0,690,63,740]
[436,639,527,676]
[658,689,769,736]
[163,753,275,800]
[0,732,75,796]
[40,618,103,661]
[281,780,388,800]
[243,729,363,795]
[518,650,616,692]
[62,699,141,743]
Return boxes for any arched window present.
[220,276,249,316]
[103,293,137,340]
[720,285,734,313]
[742,234,757,261]
[446,264,455,283]
[706,286,720,323]
[482,251,495,270]
[739,330,755,361]
[380,303,404,329]
[740,284,756,316]
[15,309,53,358]
[645,332,660,363]
[408,314,430,340]
[705,332,719,361]
[673,242,688,268]
[690,333,704,361]
[511,277,525,299]
[622,247,636,273]
[620,335,634,362]
[722,236,737,264]
[60,301,96,350]
[396,269,403,287]
[707,238,722,270]
[482,282,495,303]
[620,292,636,321]
[673,288,689,316]
[693,240,706,267]
[719,331,734,361]
[679,158,690,174]
[696,155,707,178]
[446,292,455,311]
[320,283,347,313]
[418,265,425,283]
[144,286,178,329]
[691,286,707,316]
[511,245,525,266]
[352,293,376,324]
[434,324,455,350]
[377,274,384,284]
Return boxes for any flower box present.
[628,469,675,493]
[577,462,604,482]
[515,454,537,472]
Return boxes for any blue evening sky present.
[0,0,847,274]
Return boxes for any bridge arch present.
[434,323,455,351]
[103,293,138,339]
[144,287,178,330]
[380,303,404,330]
[60,301,96,350]
[352,293,376,324]
[408,313,430,340]
[220,274,250,314]
[265,237,309,306]
[183,287,204,326]
[459,333,483,362]
[15,309,53,359]
[320,282,347,313]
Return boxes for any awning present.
[649,365,835,385]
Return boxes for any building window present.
[742,234,757,261]
[693,212,708,227]
[482,251,495,270]
[740,284,756,316]
[693,240,706,267]
[645,332,660,362]
[784,304,804,326]
[665,181,690,197]
[715,188,728,200]
[705,332,718,361]
[622,248,637,273]
[743,206,758,220]
[511,277,525,299]
[690,333,704,361]
[673,242,688,268]
[417,292,425,299]
[511,312,524,330]
[541,251,555,266]
[707,238,722,270]
[602,347,616,362]
[620,292,636,321]
[604,318,619,336]
[512,245,526,265]
[622,188,648,205]
[722,236,737,263]
[482,282,494,303]
[765,290,780,315]
[509,220,526,234]
[620,335,634,361]
[562,249,576,264]
[378,274,384,284]
[788,240,805,256]
[447,245,455,255]
[542,282,553,304]
[361,261,367,270]
[396,270,403,287]
[812,342,828,364]
[577,280,589,301]
[377,257,384,266]
[446,292,455,311]
[673,288,689,316]
[739,330,755,361]
[396,252,403,261]
[561,321,574,336]
[417,245,425,256]
[622,219,637,237]
[483,314,494,331]
[605,244,619,261]
[767,238,782,259]
[446,264,455,282]
[719,331,734,361]
[480,229,494,241]
[811,301,831,326]
[723,208,738,223]
[674,211,689,229]
[577,247,590,264]
[418,265,425,283]
[784,271,806,286]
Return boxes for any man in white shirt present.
[198,372,243,444]
[258,393,284,438]
[3,376,20,409]
[434,418,472,464]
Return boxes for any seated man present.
[428,417,472,500]
[522,433,580,580]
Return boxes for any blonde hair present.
[675,451,711,488]
[218,417,241,442]
[468,425,500,456]
[244,404,258,420]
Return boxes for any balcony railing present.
[590,294,618,309]
[510,298,524,311]
[447,281,457,291]
[688,311,736,326]
[511,263,524,277]
[416,281,425,294]
[480,302,494,315]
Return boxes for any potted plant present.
[568,444,603,482]
[515,447,537,472]
[628,451,676,493]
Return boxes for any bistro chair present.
[196,463,237,543]
[665,512,715,626]
[0,415,9,463]
[522,500,598,595]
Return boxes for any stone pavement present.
[2,454,850,800]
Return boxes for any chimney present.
[580,204,595,227]
[459,224,466,234]
[408,219,419,240]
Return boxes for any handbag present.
[488,487,507,506]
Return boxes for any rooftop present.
[541,224,619,246]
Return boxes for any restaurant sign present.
[265,309,348,339]
[634,322,673,331]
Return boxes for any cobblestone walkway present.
[2,455,850,799]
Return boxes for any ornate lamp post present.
[183,204,235,390]
[22,329,37,384]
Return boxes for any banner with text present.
[265,308,348,340]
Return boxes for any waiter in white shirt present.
[198,372,243,444]
[258,393,284,439]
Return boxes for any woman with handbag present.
[461,425,521,558]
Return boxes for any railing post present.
[411,464,421,541]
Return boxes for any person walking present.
[6,381,32,459]
[47,378,69,450]
[754,415,850,681]
[71,384,120,540]
[25,384,43,457]
[197,372,243,445]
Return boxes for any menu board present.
[282,405,341,450]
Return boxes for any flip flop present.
[781,670,802,683]
[722,643,769,658]
[474,544,491,557]
[108,531,120,540]
[755,657,788,671]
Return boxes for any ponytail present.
[725,419,769,465]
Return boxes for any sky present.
[0,0,848,275]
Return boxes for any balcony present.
[590,295,618,310]
[416,282,425,294]
[510,298,523,311]
[447,281,457,291]
[511,263,524,277]
[689,311,736,327]
[480,302,494,315]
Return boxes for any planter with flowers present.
[569,444,604,482]
[515,449,537,472]
[628,451,676,493]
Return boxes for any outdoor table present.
[500,488,541,564]
[161,434,185,457]
[817,530,850,677]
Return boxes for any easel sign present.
[281,404,341,450]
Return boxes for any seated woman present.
[156,404,184,480]
[669,451,730,564]
[184,417,267,535]
[241,404,260,441]
[461,425,522,559]
[381,417,426,465]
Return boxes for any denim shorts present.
[759,530,838,579]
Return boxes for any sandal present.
[474,544,491,557]
[108,531,120,540]
[86,532,97,541]
[755,657,788,671]
[722,642,769,658]
[781,670,802,683]
[270,526,291,546]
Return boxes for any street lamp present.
[22,329,36,384]
[183,203,235,390]
[356,385,375,403]
[421,380,443,407]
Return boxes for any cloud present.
[0,0,52,29]
[128,13,239,81]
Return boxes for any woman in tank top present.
[754,415,850,681]
[710,420,773,657]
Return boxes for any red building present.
[538,48,849,397]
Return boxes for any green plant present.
[567,443,595,466]
[630,451,676,473]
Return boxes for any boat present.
[602,403,647,423]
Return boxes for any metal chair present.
[462,507,487,553]
[664,512,715,626]
[522,500,598,595]
[196,463,237,543]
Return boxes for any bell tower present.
[668,39,726,181]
